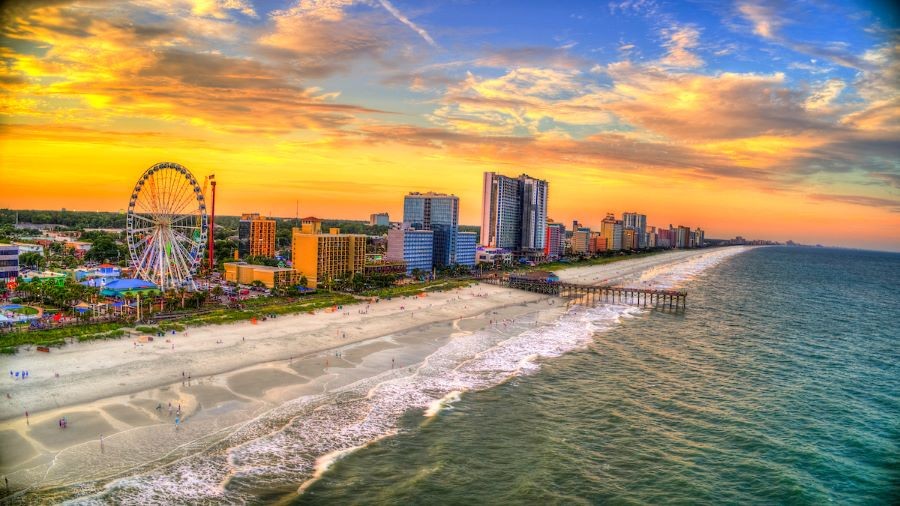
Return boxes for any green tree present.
[85,234,123,263]
[18,252,45,270]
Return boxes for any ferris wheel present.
[126,162,208,290]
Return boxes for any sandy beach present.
[0,248,747,498]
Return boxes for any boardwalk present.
[476,274,687,311]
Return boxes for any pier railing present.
[473,274,687,311]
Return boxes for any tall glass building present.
[622,212,648,249]
[455,232,477,267]
[386,225,434,275]
[403,192,459,267]
[480,172,548,256]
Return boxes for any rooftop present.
[224,262,294,273]
[406,192,457,198]
[102,279,160,290]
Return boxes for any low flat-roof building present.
[223,262,302,289]
[100,279,161,297]
[12,242,44,256]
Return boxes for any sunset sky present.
[1,0,898,250]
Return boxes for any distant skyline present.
[1,1,898,251]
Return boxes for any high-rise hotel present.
[291,217,366,288]
[403,192,460,267]
[480,172,548,258]
[238,213,276,258]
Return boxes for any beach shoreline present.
[0,247,751,498]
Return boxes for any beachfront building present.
[694,228,705,248]
[657,227,674,248]
[456,231,477,268]
[476,247,513,267]
[386,223,434,275]
[591,233,608,253]
[238,213,276,258]
[600,214,622,251]
[0,244,20,287]
[292,218,366,288]
[224,262,301,289]
[572,227,592,255]
[403,192,459,268]
[545,221,565,260]
[676,226,692,248]
[480,172,548,259]
[622,212,647,249]
[369,212,390,226]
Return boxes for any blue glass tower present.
[403,192,459,268]
[455,232,477,267]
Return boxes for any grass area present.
[134,322,186,334]
[175,292,357,327]
[6,306,40,315]
[0,322,129,352]
[361,279,473,298]
[0,293,356,352]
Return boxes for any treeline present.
[0,209,127,229]
[1,209,480,238]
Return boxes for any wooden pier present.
[475,274,687,311]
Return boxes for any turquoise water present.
[297,247,900,504]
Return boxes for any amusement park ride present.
[125,162,215,291]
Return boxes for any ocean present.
[51,246,899,504]
[295,247,900,505]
